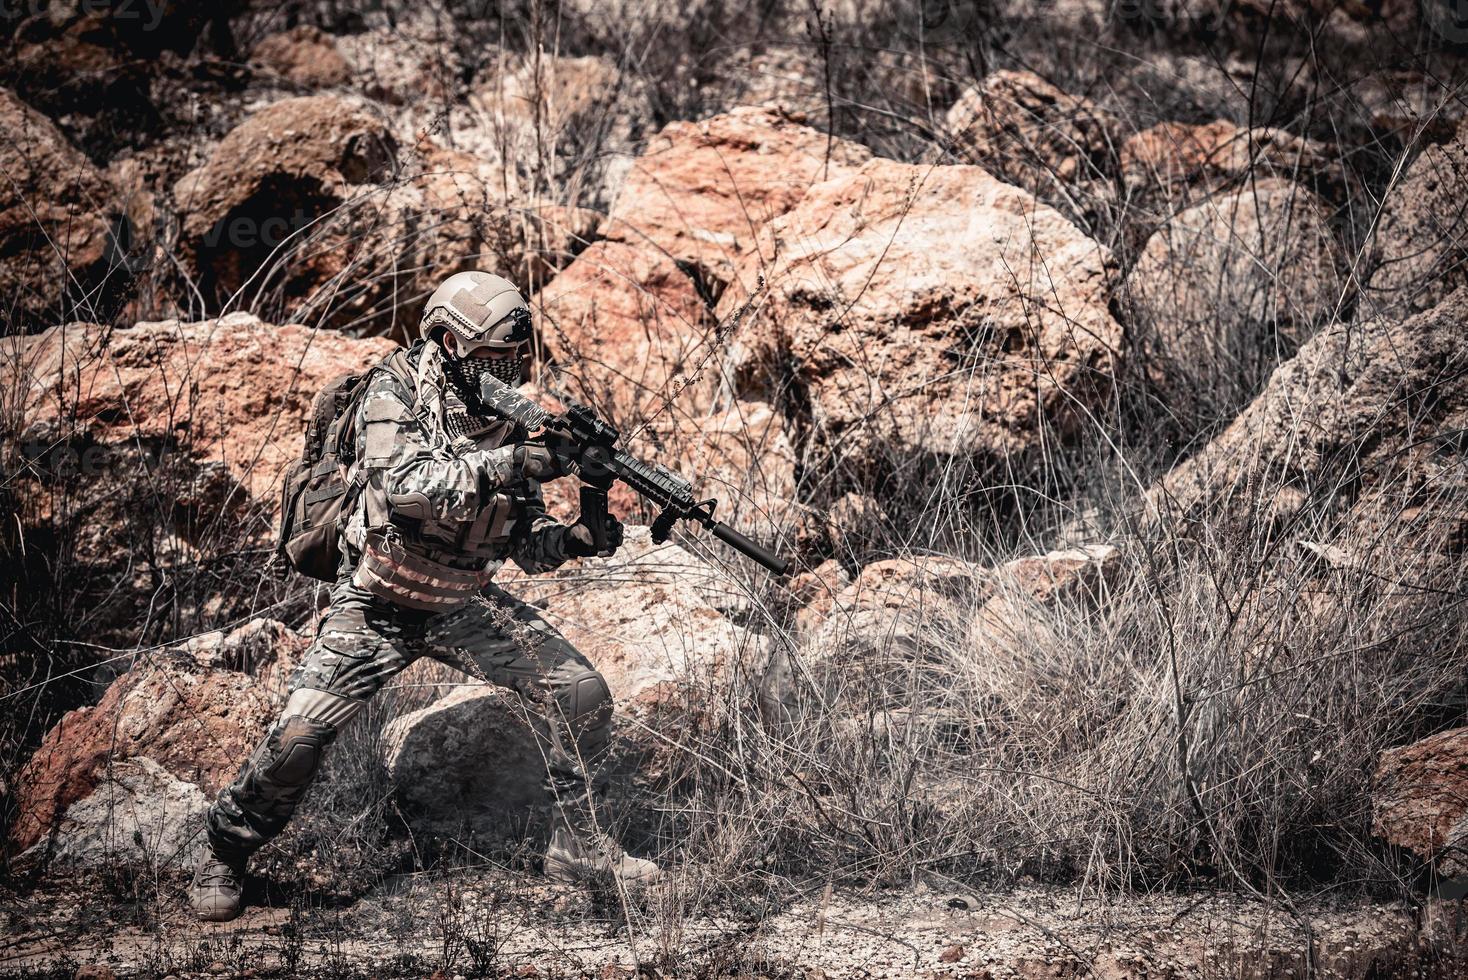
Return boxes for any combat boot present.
[544,824,661,885]
[191,845,247,922]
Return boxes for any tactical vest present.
[350,362,532,612]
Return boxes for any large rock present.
[1121,121,1345,204]
[9,620,304,857]
[381,527,765,832]
[532,240,714,426]
[8,315,393,644]
[335,18,463,108]
[599,107,871,281]
[14,313,396,505]
[173,95,399,315]
[250,26,352,89]
[457,52,653,211]
[518,526,770,702]
[174,96,572,334]
[535,109,875,426]
[1125,178,1344,406]
[382,685,550,834]
[22,757,212,870]
[1367,119,1468,316]
[944,70,1118,222]
[0,88,123,329]
[1151,287,1468,544]
[719,157,1122,479]
[1374,728,1468,875]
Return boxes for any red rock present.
[1368,117,1468,316]
[251,26,351,89]
[1152,287,1468,544]
[0,88,120,328]
[599,107,871,280]
[533,239,714,425]
[1374,727,1468,875]
[945,70,1117,214]
[720,157,1122,477]
[14,313,396,506]
[9,619,305,854]
[1126,177,1343,406]
[1121,120,1345,201]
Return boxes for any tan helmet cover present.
[419,271,532,353]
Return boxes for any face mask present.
[443,348,524,405]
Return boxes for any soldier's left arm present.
[509,483,573,574]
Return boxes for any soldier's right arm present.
[355,374,518,524]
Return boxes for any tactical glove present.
[564,514,624,558]
[514,443,575,482]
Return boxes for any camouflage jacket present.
[342,342,574,576]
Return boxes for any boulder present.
[14,313,396,506]
[0,88,123,329]
[517,526,770,704]
[174,95,567,334]
[9,619,304,857]
[335,20,462,108]
[7,316,393,644]
[1125,178,1344,406]
[972,544,1122,653]
[381,527,764,831]
[532,239,714,426]
[382,685,550,834]
[1120,121,1345,203]
[719,157,1123,479]
[1374,727,1468,875]
[944,70,1118,221]
[250,26,352,89]
[1367,119,1468,316]
[22,757,212,870]
[455,52,652,211]
[599,107,871,281]
[172,95,398,315]
[1151,288,1468,546]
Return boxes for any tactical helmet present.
[419,271,533,356]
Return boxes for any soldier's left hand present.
[564,514,623,559]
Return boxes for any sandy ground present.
[5,869,1468,978]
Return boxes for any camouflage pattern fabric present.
[207,578,612,858]
[206,343,609,859]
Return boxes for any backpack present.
[277,347,416,581]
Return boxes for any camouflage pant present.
[205,577,612,859]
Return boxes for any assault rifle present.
[479,375,791,576]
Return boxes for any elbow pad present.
[386,490,433,521]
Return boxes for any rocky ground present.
[6,873,1467,979]
[5,0,1468,976]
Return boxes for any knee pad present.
[262,715,337,787]
[558,669,612,727]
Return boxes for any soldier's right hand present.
[514,443,576,482]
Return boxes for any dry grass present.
[2,1,1466,959]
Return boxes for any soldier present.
[192,272,660,923]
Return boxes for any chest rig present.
[352,349,532,612]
